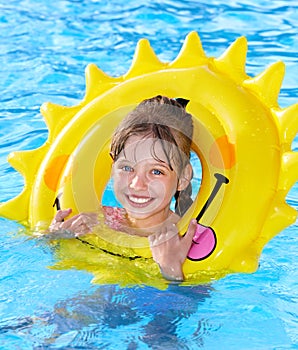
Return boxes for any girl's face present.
[112,135,187,229]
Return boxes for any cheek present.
[113,171,138,200]
[112,171,127,193]
[149,178,177,198]
[165,177,179,199]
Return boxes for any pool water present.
[0,0,297,348]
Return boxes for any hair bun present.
[174,98,190,108]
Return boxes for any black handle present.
[196,173,229,222]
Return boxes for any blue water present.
[0,0,297,349]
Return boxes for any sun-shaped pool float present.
[1,31,297,284]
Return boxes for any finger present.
[49,209,72,231]
[78,213,99,226]
[163,224,179,242]
[148,234,157,246]
[86,214,99,227]
[53,209,72,223]
[183,219,197,246]
[55,213,80,231]
[70,216,93,234]
[74,224,90,236]
[86,212,99,221]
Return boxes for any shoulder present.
[102,206,127,230]
[102,206,126,217]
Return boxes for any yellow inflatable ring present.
[1,31,297,284]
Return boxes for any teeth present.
[128,196,151,204]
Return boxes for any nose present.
[129,172,148,191]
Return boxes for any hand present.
[148,219,197,281]
[50,209,99,236]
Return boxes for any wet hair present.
[110,95,194,216]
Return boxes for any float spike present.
[40,102,80,141]
[169,31,207,68]
[84,63,119,103]
[0,190,29,222]
[280,152,298,192]
[8,149,44,178]
[261,200,297,242]
[125,38,164,78]
[274,104,298,146]
[243,61,285,107]
[0,146,49,222]
[214,36,248,82]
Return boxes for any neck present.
[126,208,179,236]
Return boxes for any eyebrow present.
[115,158,172,170]
[151,162,171,169]
[114,158,133,166]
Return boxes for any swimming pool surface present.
[0,0,297,348]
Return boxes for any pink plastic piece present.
[187,224,217,261]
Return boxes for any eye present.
[152,169,163,175]
[122,165,133,172]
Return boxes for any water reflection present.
[0,284,214,348]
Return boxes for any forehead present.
[117,135,170,164]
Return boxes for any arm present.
[149,219,197,281]
[50,209,99,236]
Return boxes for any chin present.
[126,209,153,220]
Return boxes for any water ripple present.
[0,0,297,349]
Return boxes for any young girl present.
[50,95,197,281]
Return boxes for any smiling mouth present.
[126,195,154,206]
